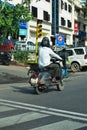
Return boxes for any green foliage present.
[0,2,33,43]
[0,0,39,43]
[14,51,29,63]
[13,51,36,64]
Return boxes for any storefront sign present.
[74,22,79,32]
[19,20,27,29]
[19,29,27,36]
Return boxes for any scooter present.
[27,58,64,94]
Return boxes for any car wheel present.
[3,61,10,65]
[6,61,10,65]
[71,62,80,72]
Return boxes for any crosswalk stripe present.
[0,104,87,130]
[0,102,87,121]
[0,112,49,128]
[30,120,87,130]
[0,99,87,118]
[0,106,15,112]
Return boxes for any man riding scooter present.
[38,37,63,82]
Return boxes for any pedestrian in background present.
[61,48,69,78]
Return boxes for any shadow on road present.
[11,85,37,95]
[11,85,63,95]
[0,72,28,84]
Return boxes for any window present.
[32,6,37,18]
[74,49,84,55]
[45,0,50,2]
[57,50,73,57]
[43,11,50,21]
[85,48,87,53]
[61,0,64,9]
[66,50,73,56]
[61,17,66,26]
[67,20,72,28]
[68,4,72,13]
[64,2,67,10]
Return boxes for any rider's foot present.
[52,77,57,82]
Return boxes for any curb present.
[11,61,28,67]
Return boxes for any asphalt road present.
[0,65,87,130]
[0,65,29,84]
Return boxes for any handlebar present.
[51,57,63,63]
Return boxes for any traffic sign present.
[55,34,65,47]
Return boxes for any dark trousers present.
[46,63,62,79]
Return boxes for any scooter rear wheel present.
[56,80,64,91]
[35,85,45,94]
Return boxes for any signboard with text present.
[74,22,79,33]
[19,29,27,36]
[19,20,27,29]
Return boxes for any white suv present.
[57,47,87,72]
[15,41,35,51]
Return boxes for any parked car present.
[26,41,36,52]
[56,47,87,72]
[0,51,11,65]
[15,40,36,52]
[15,41,26,51]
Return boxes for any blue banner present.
[55,34,65,47]
[19,20,27,29]
[79,31,86,37]
[19,29,27,36]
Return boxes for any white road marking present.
[30,120,87,130]
[0,111,49,128]
[0,99,87,121]
[0,106,15,112]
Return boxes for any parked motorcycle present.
[27,58,64,94]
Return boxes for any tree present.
[0,3,14,42]
[0,2,33,43]
[0,0,41,43]
[12,4,33,38]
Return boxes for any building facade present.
[9,0,52,43]
[52,0,87,46]
[8,0,87,46]
[26,0,52,43]
[72,0,87,46]
[58,0,74,45]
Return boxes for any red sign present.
[74,22,79,32]
[58,36,63,41]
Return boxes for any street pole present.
[35,25,38,63]
[35,19,42,63]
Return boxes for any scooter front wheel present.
[35,85,45,94]
[56,80,64,91]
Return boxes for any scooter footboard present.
[38,72,51,84]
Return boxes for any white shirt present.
[38,46,62,68]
